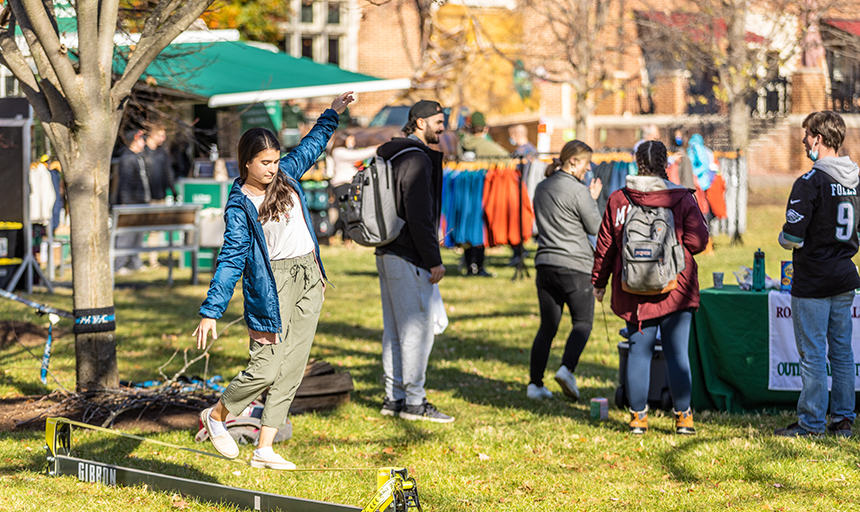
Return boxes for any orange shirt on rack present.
[483,163,534,247]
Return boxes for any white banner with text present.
[768,291,860,391]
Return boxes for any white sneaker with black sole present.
[399,399,455,423]
[554,366,580,401]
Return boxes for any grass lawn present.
[1,185,860,511]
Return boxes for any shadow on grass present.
[312,318,622,421]
[659,433,860,495]
[0,369,50,397]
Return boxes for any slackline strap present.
[73,307,116,334]
[49,417,371,472]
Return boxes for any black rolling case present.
[615,329,674,411]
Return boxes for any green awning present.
[135,41,410,107]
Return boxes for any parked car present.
[333,104,458,156]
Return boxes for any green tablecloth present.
[690,285,800,413]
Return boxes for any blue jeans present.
[625,309,693,412]
[792,292,857,433]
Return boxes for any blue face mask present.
[674,137,683,147]
[808,139,819,162]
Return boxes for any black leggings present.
[529,266,595,387]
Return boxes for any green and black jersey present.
[783,157,860,298]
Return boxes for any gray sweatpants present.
[376,253,436,406]
[221,252,323,429]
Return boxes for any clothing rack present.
[443,156,532,280]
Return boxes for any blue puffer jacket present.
[199,109,338,332]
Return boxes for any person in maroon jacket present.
[591,141,709,435]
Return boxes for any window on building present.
[301,36,314,59]
[301,0,314,24]
[327,2,341,25]
[4,75,18,97]
[328,37,340,65]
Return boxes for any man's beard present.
[425,130,442,144]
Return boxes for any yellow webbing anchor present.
[361,467,422,512]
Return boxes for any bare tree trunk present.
[728,98,749,245]
[574,85,590,144]
[64,121,122,390]
[728,98,750,152]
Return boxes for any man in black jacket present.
[375,100,454,423]
[115,129,149,273]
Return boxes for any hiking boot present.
[380,397,405,417]
[774,422,823,438]
[200,407,239,459]
[826,418,854,438]
[399,399,455,423]
[629,407,648,435]
[554,366,580,401]
[250,450,296,470]
[526,383,553,400]
[674,408,696,435]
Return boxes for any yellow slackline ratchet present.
[45,417,422,512]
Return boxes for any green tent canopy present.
[133,41,410,107]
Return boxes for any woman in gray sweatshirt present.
[527,140,603,401]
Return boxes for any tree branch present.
[97,0,121,74]
[75,0,100,80]
[15,0,82,106]
[113,0,213,101]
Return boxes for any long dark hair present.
[547,140,592,177]
[635,140,669,180]
[238,128,294,224]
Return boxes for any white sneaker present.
[554,366,580,401]
[251,450,296,470]
[526,383,553,400]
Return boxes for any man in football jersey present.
[775,111,859,438]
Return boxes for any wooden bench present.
[109,204,202,286]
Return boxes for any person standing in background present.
[671,129,697,190]
[592,141,708,435]
[376,100,454,423]
[527,140,602,401]
[144,123,177,202]
[144,123,177,268]
[115,129,150,274]
[508,124,538,266]
[775,111,859,438]
[633,124,660,154]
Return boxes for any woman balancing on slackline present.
[193,92,354,470]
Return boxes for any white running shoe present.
[554,366,580,401]
[526,383,553,400]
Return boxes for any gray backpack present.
[619,188,686,295]
[340,147,421,247]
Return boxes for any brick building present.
[280,0,860,178]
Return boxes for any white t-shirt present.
[244,188,315,260]
[330,146,379,186]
